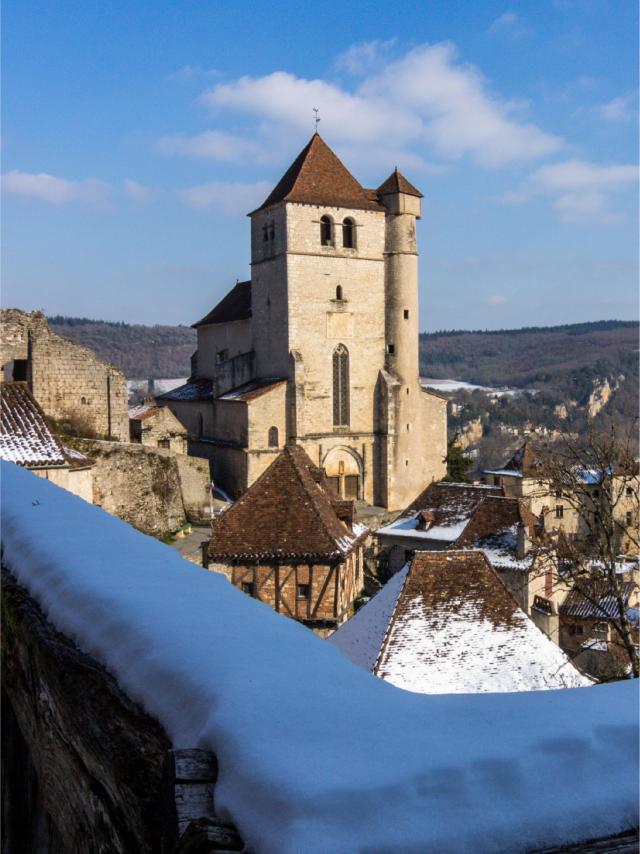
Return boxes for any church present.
[159,133,447,510]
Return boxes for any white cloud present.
[197,42,562,169]
[531,160,638,192]
[488,294,507,305]
[124,179,152,201]
[157,130,260,163]
[593,94,634,123]
[334,38,397,75]
[179,180,272,215]
[488,11,532,39]
[1,170,110,207]
[500,159,638,223]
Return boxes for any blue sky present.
[2,0,638,331]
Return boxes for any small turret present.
[378,168,423,384]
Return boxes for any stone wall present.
[73,439,210,534]
[0,309,129,441]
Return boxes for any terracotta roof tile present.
[370,551,590,692]
[377,168,423,198]
[206,445,363,561]
[404,481,504,525]
[254,134,384,213]
[192,280,251,328]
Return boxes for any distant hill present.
[48,316,196,378]
[420,320,638,402]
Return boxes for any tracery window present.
[332,344,350,427]
[320,215,333,246]
[342,217,355,248]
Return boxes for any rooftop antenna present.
[313,107,320,133]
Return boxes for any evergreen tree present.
[443,435,472,483]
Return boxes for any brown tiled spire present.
[206,444,363,561]
[254,134,384,213]
[377,167,423,198]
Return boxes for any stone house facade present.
[160,134,447,510]
[0,309,128,441]
[202,445,367,636]
[129,403,188,454]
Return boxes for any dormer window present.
[342,217,356,248]
[320,215,333,246]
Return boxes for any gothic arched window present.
[342,217,356,248]
[320,215,333,246]
[268,426,279,447]
[332,344,350,427]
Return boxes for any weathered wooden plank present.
[174,782,216,836]
[174,817,244,853]
[173,749,218,783]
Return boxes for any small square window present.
[403,309,409,319]
[216,349,229,364]
[297,583,310,599]
[241,581,255,597]
[387,343,395,355]
[555,505,564,519]
[626,486,634,496]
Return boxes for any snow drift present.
[1,462,637,854]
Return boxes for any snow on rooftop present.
[1,461,637,854]
[377,512,470,543]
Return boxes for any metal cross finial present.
[313,107,320,133]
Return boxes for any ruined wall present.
[72,439,210,534]
[0,309,128,441]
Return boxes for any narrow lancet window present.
[335,284,343,301]
[342,217,355,248]
[268,426,279,447]
[320,215,333,246]
[332,344,350,427]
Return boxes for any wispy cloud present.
[195,42,561,170]
[592,93,635,123]
[179,180,272,214]
[488,11,533,39]
[487,294,507,305]
[1,170,111,207]
[157,130,261,163]
[124,179,152,201]
[169,65,221,82]
[334,38,397,75]
[499,159,638,223]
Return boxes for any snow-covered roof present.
[2,462,636,854]
[217,377,286,402]
[1,382,67,468]
[332,551,591,694]
[377,481,504,544]
[128,403,164,420]
[156,378,213,402]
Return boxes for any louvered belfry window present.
[333,344,350,427]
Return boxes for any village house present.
[483,439,639,554]
[0,381,94,502]
[202,444,368,636]
[128,402,188,454]
[376,481,505,573]
[158,133,447,509]
[329,551,591,693]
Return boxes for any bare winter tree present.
[529,417,639,679]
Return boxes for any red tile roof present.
[192,280,251,328]
[254,134,384,213]
[377,168,423,198]
[404,481,504,525]
[206,444,364,561]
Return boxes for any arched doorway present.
[322,447,362,500]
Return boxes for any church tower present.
[174,134,447,508]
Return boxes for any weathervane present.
[313,107,320,133]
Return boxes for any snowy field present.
[1,461,638,854]
[421,378,522,397]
